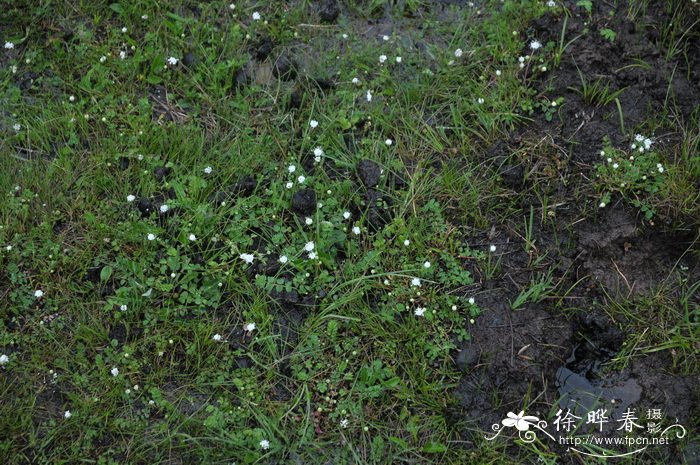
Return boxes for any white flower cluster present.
[631,134,653,153]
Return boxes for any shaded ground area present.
[452,1,700,462]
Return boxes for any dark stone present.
[499,164,524,189]
[252,36,274,61]
[233,63,252,88]
[288,88,303,109]
[182,52,197,67]
[273,53,296,81]
[357,159,381,188]
[153,166,171,182]
[319,0,340,22]
[312,77,335,90]
[291,189,316,215]
[136,197,154,217]
[211,176,257,205]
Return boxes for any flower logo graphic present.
[502,411,540,431]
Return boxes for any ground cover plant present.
[1,0,699,464]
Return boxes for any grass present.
[1,1,699,464]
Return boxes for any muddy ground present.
[451,1,700,463]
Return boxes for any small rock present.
[136,198,154,217]
[153,166,171,182]
[252,36,274,61]
[182,52,197,67]
[288,87,304,110]
[357,159,381,188]
[291,188,316,215]
[233,64,252,88]
[273,53,296,81]
[319,0,340,23]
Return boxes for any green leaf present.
[422,442,448,453]
[100,266,113,282]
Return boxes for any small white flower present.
[142,14,149,19]
[167,56,179,66]
[305,217,313,225]
[309,120,318,129]
[404,239,410,246]
[212,334,223,341]
[411,277,421,287]
[69,95,75,102]
[188,234,197,241]
[382,35,390,41]
[495,69,502,76]
[477,97,485,104]
[468,297,475,305]
[203,166,213,174]
[547,0,556,6]
[100,55,107,63]
[285,181,294,189]
[351,77,360,85]
[343,211,351,219]
[13,123,21,131]
[529,40,542,50]
[229,3,236,10]
[423,261,431,268]
[0,354,9,365]
[518,56,525,63]
[279,255,288,264]
[240,253,255,264]
[147,233,156,241]
[4,42,14,49]
[64,410,72,419]
[396,56,402,63]
[385,139,393,146]
[121,27,128,33]
[159,204,169,213]
[366,90,373,102]
[245,322,256,332]
[259,439,270,450]
[111,367,119,377]
[308,251,318,260]
[288,164,296,173]
[297,175,306,184]
[340,418,349,428]
[612,163,619,169]
[414,307,426,317]
[252,11,261,21]
[379,54,387,63]
[658,166,664,173]
[120,304,128,312]
[5,245,11,251]
[352,226,361,235]
[599,202,606,208]
[454,48,463,58]
[635,134,644,142]
[489,244,497,253]
[313,147,324,157]
[304,241,315,252]
[35,290,44,298]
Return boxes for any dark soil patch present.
[453,2,700,462]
